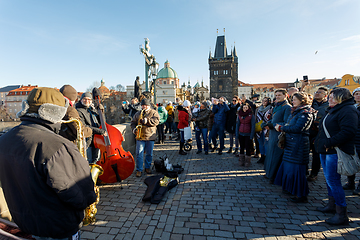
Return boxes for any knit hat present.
[60,85,78,101]
[141,98,151,106]
[183,100,191,107]
[80,92,92,101]
[353,87,360,95]
[17,87,69,123]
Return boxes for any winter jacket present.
[158,106,168,125]
[226,103,240,133]
[0,117,96,239]
[177,106,189,129]
[59,105,92,143]
[122,102,142,119]
[208,112,215,131]
[212,103,230,124]
[355,105,360,154]
[236,110,255,139]
[315,98,359,155]
[75,102,106,147]
[174,106,180,123]
[310,99,329,137]
[280,105,316,165]
[131,108,160,141]
[195,108,211,129]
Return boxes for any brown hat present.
[60,85,78,101]
[27,87,66,114]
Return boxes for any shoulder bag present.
[322,114,360,176]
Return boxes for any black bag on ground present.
[142,172,179,204]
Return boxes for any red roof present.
[7,85,38,96]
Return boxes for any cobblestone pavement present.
[81,136,360,240]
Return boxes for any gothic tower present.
[209,33,238,100]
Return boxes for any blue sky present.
[0,0,359,92]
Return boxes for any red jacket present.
[178,110,189,129]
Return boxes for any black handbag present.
[277,132,286,149]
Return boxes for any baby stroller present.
[183,126,192,151]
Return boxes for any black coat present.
[195,108,211,129]
[226,103,240,133]
[0,118,96,238]
[75,102,105,147]
[315,98,359,155]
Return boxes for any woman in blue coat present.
[261,89,292,183]
[274,92,316,203]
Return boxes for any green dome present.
[156,61,178,79]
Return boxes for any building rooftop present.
[0,85,21,93]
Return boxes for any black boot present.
[353,182,360,195]
[227,147,233,153]
[316,196,336,213]
[209,143,213,150]
[233,148,238,155]
[343,175,355,190]
[179,142,187,155]
[325,205,349,225]
[257,155,265,164]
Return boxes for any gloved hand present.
[140,118,148,125]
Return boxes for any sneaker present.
[145,168,152,174]
[136,171,142,177]
[196,150,202,154]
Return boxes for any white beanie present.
[353,87,360,95]
[183,100,191,107]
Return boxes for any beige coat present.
[131,108,160,141]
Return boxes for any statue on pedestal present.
[134,76,141,99]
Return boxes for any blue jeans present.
[229,133,239,149]
[320,153,347,207]
[180,130,185,143]
[211,123,225,150]
[136,140,155,172]
[195,128,208,152]
[258,132,267,155]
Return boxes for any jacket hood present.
[158,106,166,113]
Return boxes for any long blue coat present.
[264,100,291,180]
[281,105,316,165]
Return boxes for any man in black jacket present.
[76,92,106,164]
[0,87,96,239]
[307,87,329,181]
[122,97,142,120]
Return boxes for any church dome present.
[157,60,178,79]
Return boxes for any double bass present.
[92,88,135,183]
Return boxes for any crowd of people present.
[1,85,360,239]
[140,87,360,226]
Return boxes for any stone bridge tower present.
[209,32,238,100]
